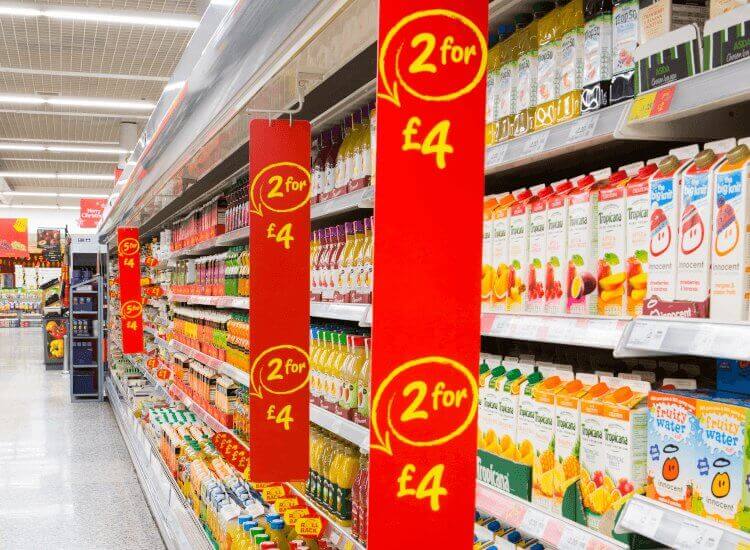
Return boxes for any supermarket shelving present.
[309,404,369,451]
[168,227,250,260]
[169,383,237,438]
[476,482,628,550]
[310,301,371,326]
[107,375,213,550]
[168,293,249,310]
[481,312,630,350]
[311,186,374,221]
[615,495,750,549]
[169,339,249,386]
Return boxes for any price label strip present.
[627,321,668,351]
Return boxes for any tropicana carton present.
[508,186,542,312]
[495,358,537,463]
[478,355,508,456]
[491,192,518,313]
[482,195,501,311]
[711,141,750,322]
[626,163,659,316]
[526,185,555,313]
[544,180,574,314]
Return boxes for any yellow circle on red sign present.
[120,300,143,319]
[118,237,140,256]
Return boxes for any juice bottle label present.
[584,16,613,86]
[558,28,583,99]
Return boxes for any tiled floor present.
[0,328,165,549]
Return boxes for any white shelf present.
[615,494,750,549]
[615,317,750,361]
[309,404,369,451]
[168,339,249,386]
[476,482,628,550]
[485,102,630,176]
[310,301,371,326]
[311,187,374,221]
[107,377,213,550]
[168,227,248,260]
[481,312,629,350]
[168,293,249,309]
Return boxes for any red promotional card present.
[80,198,108,229]
[0,218,29,258]
[248,119,311,482]
[369,2,487,547]
[117,227,144,354]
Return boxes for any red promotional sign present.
[80,198,108,229]
[117,227,144,354]
[369,3,486,548]
[0,218,29,258]
[248,119,311,482]
[212,432,250,475]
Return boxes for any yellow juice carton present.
[711,141,750,321]
[554,373,601,479]
[517,369,546,463]
[526,186,554,313]
[646,390,697,510]
[625,163,658,315]
[581,379,650,531]
[478,357,507,455]
[482,196,500,311]
[693,394,750,531]
[507,187,537,312]
[491,193,517,313]
[596,170,631,316]
[495,359,536,463]
[544,180,574,314]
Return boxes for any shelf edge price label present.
[117,227,143,354]
[371,1,486,547]
[248,119,311,483]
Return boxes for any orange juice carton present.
[544,180,575,314]
[646,390,698,510]
[692,393,750,532]
[555,374,602,484]
[677,139,736,317]
[495,359,537,463]
[566,169,611,314]
[491,193,518,313]
[645,145,699,315]
[626,163,658,315]
[507,188,536,312]
[711,140,750,321]
[478,355,508,456]
[531,369,575,511]
[581,378,650,530]
[518,369,546,467]
[596,170,632,316]
[482,196,501,311]
[526,186,555,313]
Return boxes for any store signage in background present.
[369,2,487,548]
[0,218,29,258]
[36,228,62,262]
[117,227,144,354]
[247,119,311,482]
[79,198,108,229]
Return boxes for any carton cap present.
[658,155,680,175]
[609,170,629,185]
[530,183,548,196]
[552,180,573,193]
[575,174,595,188]
[590,167,613,182]
[536,185,554,199]
[619,161,645,175]
[669,144,700,160]
[727,143,750,165]
[694,148,717,169]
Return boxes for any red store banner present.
[0,218,29,258]
[247,119,311,482]
[80,198,108,229]
[117,227,144,354]
[369,2,487,548]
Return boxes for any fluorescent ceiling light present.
[57,174,114,181]
[0,6,41,16]
[58,193,109,198]
[46,97,154,110]
[0,204,80,210]
[45,8,199,28]
[47,146,129,154]
[0,173,114,181]
[0,172,56,179]
[163,81,185,92]
[2,191,57,196]
[0,143,45,151]
[0,94,44,104]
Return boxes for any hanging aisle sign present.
[117,227,144,354]
[369,2,487,548]
[248,119,311,482]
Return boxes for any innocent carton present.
[626,164,658,315]
[646,391,697,510]
[597,171,630,316]
[491,193,517,312]
[526,186,554,313]
[544,180,574,314]
[711,142,750,321]
[677,140,735,316]
[508,187,540,312]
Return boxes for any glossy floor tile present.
[0,328,165,549]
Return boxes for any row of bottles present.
[171,196,227,251]
[225,173,250,233]
[225,246,249,297]
[311,103,376,204]
[309,326,370,427]
[169,247,249,297]
[227,513,316,550]
[310,217,373,304]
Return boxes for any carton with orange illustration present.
[508,187,541,312]
[482,196,500,312]
[478,356,508,456]
[491,193,517,313]
[580,378,649,531]
[692,394,750,532]
[596,170,631,316]
[494,359,537,464]
[646,391,697,511]
[625,163,658,316]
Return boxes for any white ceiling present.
[0,0,198,199]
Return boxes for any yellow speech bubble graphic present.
[250,162,311,217]
[249,344,310,398]
[370,356,478,456]
[378,9,487,107]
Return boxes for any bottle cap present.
[658,155,680,175]
[727,143,750,165]
[507,531,522,543]
[694,148,717,169]
[505,369,522,381]
[526,371,543,385]
[480,361,490,375]
[490,366,506,377]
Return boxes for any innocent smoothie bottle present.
[535,2,562,130]
[556,0,585,122]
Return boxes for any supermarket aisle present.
[0,328,165,550]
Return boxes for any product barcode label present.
[627,321,667,350]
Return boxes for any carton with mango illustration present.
[482,196,500,311]
[691,394,750,532]
[596,170,631,316]
[646,391,698,511]
[491,193,517,313]
[580,377,650,532]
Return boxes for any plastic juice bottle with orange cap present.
[507,187,535,312]
[526,185,555,313]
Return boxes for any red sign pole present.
[248,119,311,482]
[369,3,487,547]
[117,227,144,354]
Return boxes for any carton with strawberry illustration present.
[526,186,554,313]
[565,170,610,315]
[491,193,517,313]
[625,163,658,316]
[646,391,698,511]
[711,140,750,322]
[544,180,574,314]
[596,170,631,316]
[507,187,540,312]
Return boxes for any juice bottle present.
[369,104,377,187]
[581,0,613,112]
[496,24,518,143]
[315,331,333,409]
[352,106,372,190]
[535,2,561,130]
[354,337,371,427]
[324,125,342,199]
[311,131,330,204]
[362,216,374,302]
[344,111,363,190]
[351,450,369,543]
[335,222,355,302]
[268,520,289,550]
[486,39,501,146]
[331,332,349,414]
[335,447,360,525]
[348,220,366,302]
[339,336,366,420]
[556,0,585,123]
[335,116,354,195]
